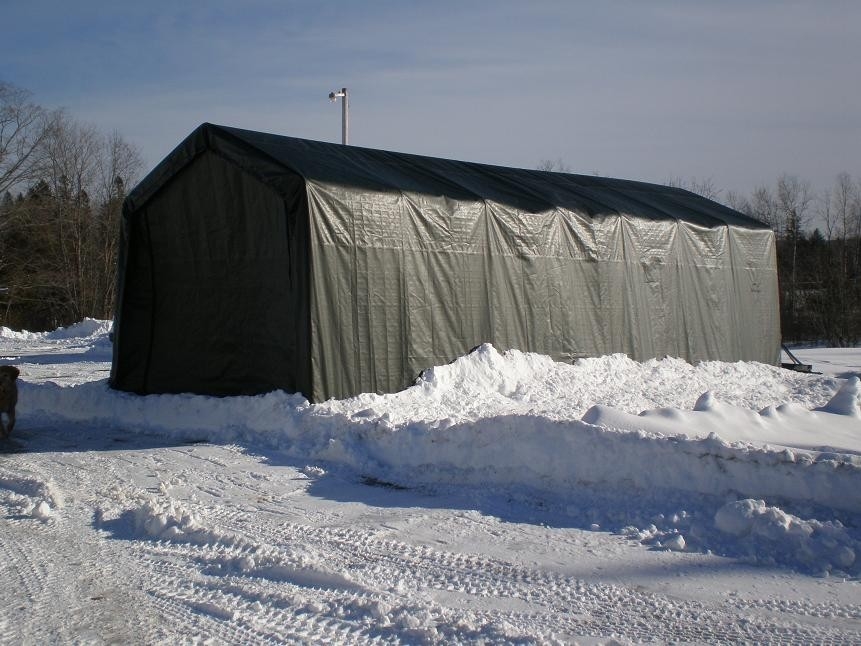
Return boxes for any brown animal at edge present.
[0,365,19,440]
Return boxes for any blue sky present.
[3,1,859,197]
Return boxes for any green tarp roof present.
[129,123,767,230]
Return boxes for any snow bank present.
[320,343,841,423]
[582,383,861,455]
[44,318,112,341]
[131,498,232,545]
[8,323,861,574]
[715,499,859,575]
[17,344,861,516]
[0,470,63,523]
[817,376,861,417]
[0,317,111,342]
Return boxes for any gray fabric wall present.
[307,181,779,401]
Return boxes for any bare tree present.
[536,158,572,173]
[749,185,780,231]
[1,108,142,328]
[0,82,56,196]
[92,130,143,315]
[1,83,43,270]
[44,116,143,320]
[723,189,752,216]
[776,174,813,237]
[817,187,835,241]
[832,172,857,259]
[665,176,721,201]
[775,174,813,338]
[853,176,861,278]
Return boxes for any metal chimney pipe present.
[328,87,349,145]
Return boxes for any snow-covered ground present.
[1,321,860,644]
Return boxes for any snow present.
[2,323,861,643]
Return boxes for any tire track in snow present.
[0,521,52,643]
[129,499,861,644]
[124,504,560,643]
[0,458,179,644]
[0,462,56,642]
[100,440,861,644]
[6,432,861,644]
[136,541,445,644]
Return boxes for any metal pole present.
[328,88,349,145]
[341,87,348,145]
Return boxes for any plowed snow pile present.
[2,321,861,643]
[21,338,861,515]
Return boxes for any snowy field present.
[1,321,860,644]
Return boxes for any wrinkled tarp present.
[111,123,780,402]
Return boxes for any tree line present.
[0,82,142,330]
[2,83,858,347]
